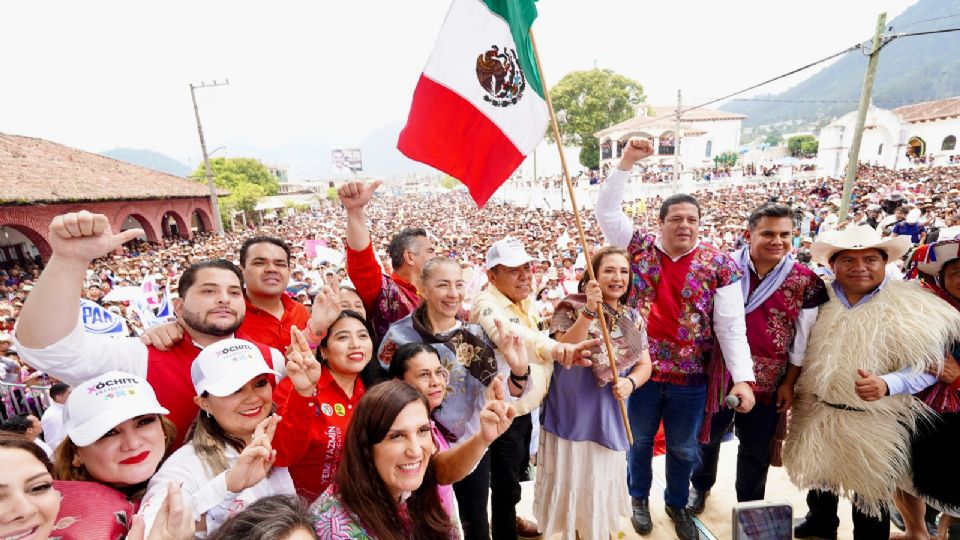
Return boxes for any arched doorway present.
[191,209,211,235]
[0,225,49,269]
[658,131,676,155]
[161,211,188,239]
[120,214,157,242]
[907,136,926,158]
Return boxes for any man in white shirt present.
[595,138,755,540]
[39,382,70,451]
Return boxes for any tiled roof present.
[0,133,215,204]
[893,96,960,123]
[595,106,746,138]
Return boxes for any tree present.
[192,157,279,195]
[192,157,278,229]
[764,134,783,147]
[787,135,818,157]
[714,151,739,167]
[548,69,645,170]
[440,175,461,190]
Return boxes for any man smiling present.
[13,211,284,447]
[596,138,756,540]
[689,204,827,514]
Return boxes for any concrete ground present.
[515,438,855,540]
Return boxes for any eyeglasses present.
[415,367,449,384]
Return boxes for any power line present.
[891,26,960,39]
[599,25,960,136]
[890,12,960,30]
[731,98,912,104]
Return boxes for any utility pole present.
[190,79,230,235]
[673,89,681,184]
[838,12,887,221]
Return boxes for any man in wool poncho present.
[785,225,960,540]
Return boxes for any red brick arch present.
[191,208,213,234]
[118,213,158,242]
[0,197,215,263]
[161,210,189,239]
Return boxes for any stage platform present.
[516,438,856,539]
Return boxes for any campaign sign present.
[80,299,125,335]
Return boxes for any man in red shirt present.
[143,237,330,351]
[339,180,435,339]
[13,212,284,447]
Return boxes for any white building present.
[595,104,745,173]
[817,96,960,176]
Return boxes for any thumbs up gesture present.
[854,368,888,401]
[338,179,383,211]
[49,211,144,262]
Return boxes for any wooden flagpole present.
[529,30,633,445]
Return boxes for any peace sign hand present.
[309,285,342,337]
[286,326,322,397]
[479,374,516,444]
[225,414,280,493]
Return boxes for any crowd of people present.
[0,139,959,539]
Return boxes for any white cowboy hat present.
[810,225,911,267]
[916,228,960,275]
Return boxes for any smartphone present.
[732,501,793,540]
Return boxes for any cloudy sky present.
[0,0,916,177]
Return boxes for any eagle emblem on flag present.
[476,45,527,107]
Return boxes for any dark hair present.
[577,246,634,304]
[388,343,440,380]
[388,228,428,269]
[239,237,292,267]
[659,193,701,221]
[0,433,53,473]
[176,259,244,298]
[318,310,373,352]
[206,495,317,540]
[747,204,794,230]
[0,414,33,435]
[49,383,70,401]
[335,381,452,539]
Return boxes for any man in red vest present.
[140,236,329,351]
[14,211,285,447]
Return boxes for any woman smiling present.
[139,339,293,537]
[310,380,455,539]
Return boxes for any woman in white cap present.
[139,338,294,537]
[48,370,176,538]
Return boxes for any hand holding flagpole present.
[528,30,633,445]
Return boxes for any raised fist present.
[49,211,144,262]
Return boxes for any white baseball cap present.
[191,338,278,397]
[485,237,534,270]
[64,371,169,447]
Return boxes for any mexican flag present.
[397,0,548,207]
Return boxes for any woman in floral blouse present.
[310,380,455,539]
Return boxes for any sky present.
[0,0,917,178]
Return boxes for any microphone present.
[724,394,740,409]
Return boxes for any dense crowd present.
[1,151,959,540]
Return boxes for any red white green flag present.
[397,0,548,207]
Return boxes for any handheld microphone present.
[725,394,740,409]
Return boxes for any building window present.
[616,140,626,157]
[705,140,713,158]
[943,135,957,151]
[600,141,612,160]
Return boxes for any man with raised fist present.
[13,211,285,447]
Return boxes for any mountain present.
[725,0,960,128]
[100,148,192,177]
